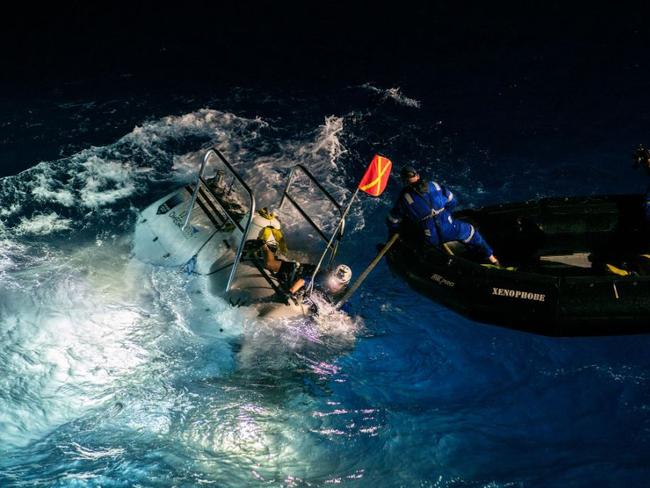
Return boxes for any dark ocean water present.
[2,9,650,485]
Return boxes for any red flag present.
[358,154,392,197]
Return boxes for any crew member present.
[254,242,315,290]
[289,263,352,299]
[387,165,500,265]
[290,263,353,314]
[257,243,352,300]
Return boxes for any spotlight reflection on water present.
[0,242,155,449]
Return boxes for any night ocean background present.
[2,3,650,486]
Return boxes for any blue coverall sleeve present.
[440,184,457,211]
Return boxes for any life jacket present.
[253,207,288,254]
[258,226,287,254]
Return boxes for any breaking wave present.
[360,83,422,108]
[14,212,72,235]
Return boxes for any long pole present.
[306,187,360,296]
[335,232,399,309]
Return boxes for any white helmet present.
[334,264,352,285]
[325,264,352,295]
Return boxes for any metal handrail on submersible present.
[183,153,343,300]
[279,165,345,267]
[183,147,256,292]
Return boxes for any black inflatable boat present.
[385,194,650,336]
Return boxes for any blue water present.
[2,74,650,488]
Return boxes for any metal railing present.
[279,165,345,267]
[183,147,256,292]
[183,152,344,298]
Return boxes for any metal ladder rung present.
[183,185,225,230]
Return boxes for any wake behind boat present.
[386,194,650,336]
[133,147,345,319]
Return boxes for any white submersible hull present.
[133,148,344,319]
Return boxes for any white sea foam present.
[162,109,268,133]
[1,106,355,243]
[31,171,76,207]
[245,114,348,192]
[170,151,206,181]
[129,109,268,164]
[3,104,360,255]
[360,83,422,108]
[0,203,21,217]
[14,212,72,235]
[384,87,422,108]
[0,239,26,276]
[237,302,360,373]
[308,115,347,167]
[167,111,356,239]
[7,150,153,217]
[78,156,137,208]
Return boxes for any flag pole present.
[304,153,392,297]
[335,232,399,309]
[306,187,360,296]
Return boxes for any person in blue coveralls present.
[387,165,500,265]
